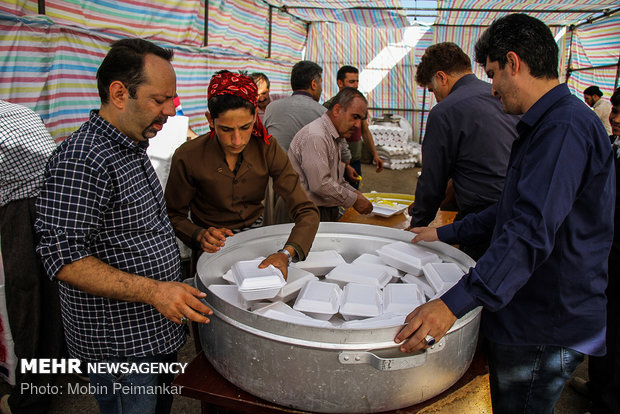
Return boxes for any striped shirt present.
[0,100,56,206]
[288,113,358,208]
[35,110,186,362]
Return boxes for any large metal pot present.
[196,222,481,413]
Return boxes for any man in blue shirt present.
[410,42,518,260]
[35,39,212,414]
[395,14,614,413]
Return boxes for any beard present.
[142,116,168,139]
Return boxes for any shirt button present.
[233,179,238,184]
[241,178,246,183]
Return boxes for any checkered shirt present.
[35,110,186,362]
[0,100,57,206]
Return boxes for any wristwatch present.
[278,248,293,264]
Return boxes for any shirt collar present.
[450,73,476,94]
[89,110,148,152]
[517,83,569,133]
[292,91,314,99]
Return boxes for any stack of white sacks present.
[208,242,466,329]
[369,125,421,170]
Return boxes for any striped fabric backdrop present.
[566,15,620,98]
[305,20,431,139]
[0,11,297,140]
[436,0,619,27]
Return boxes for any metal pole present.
[38,0,45,14]
[204,0,208,47]
[419,88,426,144]
[615,53,620,90]
[268,5,272,58]
[565,27,574,83]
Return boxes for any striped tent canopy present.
[265,0,409,27]
[435,0,618,27]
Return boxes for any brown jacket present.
[165,134,319,259]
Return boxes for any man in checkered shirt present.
[34,39,212,414]
[0,100,64,414]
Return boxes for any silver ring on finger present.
[180,316,189,324]
[425,335,436,346]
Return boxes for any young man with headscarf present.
[165,71,319,278]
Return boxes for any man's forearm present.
[56,256,159,305]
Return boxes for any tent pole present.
[38,0,45,14]
[268,5,273,58]
[419,88,426,144]
[565,26,574,83]
[204,0,208,47]
[614,53,620,91]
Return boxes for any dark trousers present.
[587,259,620,414]
[318,206,340,222]
[344,159,362,190]
[0,198,65,414]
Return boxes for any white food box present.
[422,262,465,296]
[207,284,248,310]
[377,241,441,276]
[339,283,382,321]
[402,273,436,299]
[382,283,425,315]
[340,312,406,329]
[222,256,265,284]
[352,253,401,280]
[324,263,392,288]
[231,259,286,301]
[293,280,342,320]
[371,203,407,218]
[253,301,332,327]
[292,250,346,276]
[269,267,318,303]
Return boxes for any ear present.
[205,111,214,127]
[435,71,449,85]
[108,81,128,109]
[506,51,520,75]
[337,79,344,89]
[332,103,343,117]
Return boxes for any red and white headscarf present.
[207,71,271,144]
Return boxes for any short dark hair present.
[474,13,558,80]
[611,88,620,106]
[328,87,367,111]
[250,72,270,89]
[584,86,603,97]
[207,70,256,119]
[415,42,471,86]
[290,61,322,91]
[337,65,358,82]
[97,38,173,104]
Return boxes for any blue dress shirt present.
[438,84,614,356]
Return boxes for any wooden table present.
[173,349,488,414]
[339,206,457,230]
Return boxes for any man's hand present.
[150,281,213,325]
[345,164,360,182]
[197,227,234,253]
[373,154,384,172]
[408,226,439,244]
[353,192,373,215]
[259,251,291,279]
[394,299,457,352]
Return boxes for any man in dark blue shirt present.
[410,42,518,260]
[396,14,614,413]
